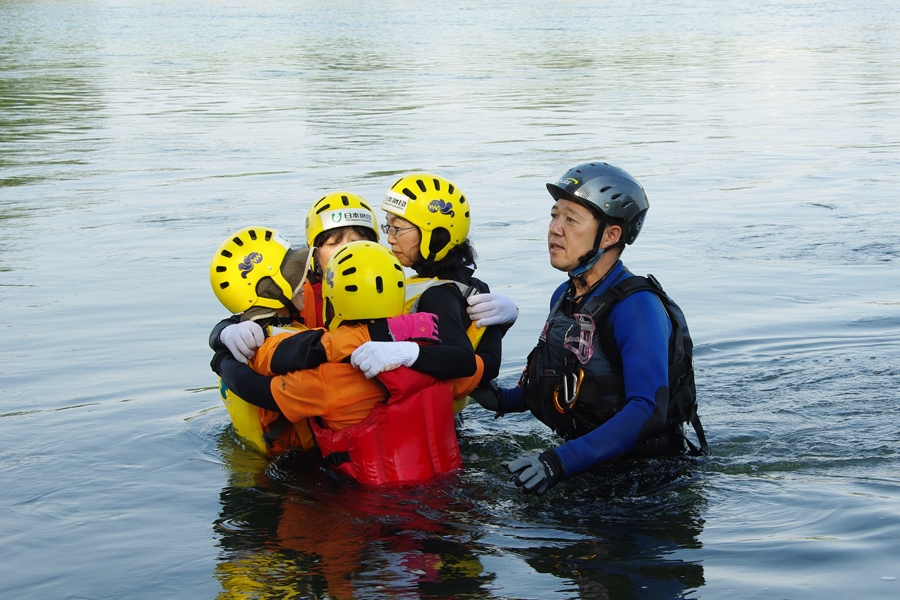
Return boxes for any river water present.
[2,1,899,598]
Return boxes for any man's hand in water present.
[506,451,565,495]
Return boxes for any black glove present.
[506,450,565,495]
[470,379,502,413]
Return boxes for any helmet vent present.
[338,253,353,265]
[264,230,273,241]
[459,194,466,204]
[221,250,233,258]
[448,184,455,194]
[416,179,427,193]
[232,237,244,246]
[220,282,229,289]
[248,230,258,241]
[393,264,402,272]
[316,203,331,214]
[216,266,226,273]
[342,267,357,276]
[601,186,612,193]
[433,178,441,191]
[345,285,358,292]
[402,188,417,200]
[611,193,622,200]
[375,276,384,294]
[341,195,349,206]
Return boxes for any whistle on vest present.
[553,368,585,414]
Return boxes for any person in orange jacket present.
[213,241,462,485]
[209,225,437,456]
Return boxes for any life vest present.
[521,274,708,456]
[219,321,315,456]
[309,367,461,486]
[404,276,487,414]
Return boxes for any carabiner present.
[552,369,586,413]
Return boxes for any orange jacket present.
[297,277,323,329]
[251,324,381,431]
[253,322,482,414]
[249,322,376,452]
[257,408,314,454]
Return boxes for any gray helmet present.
[546,161,649,245]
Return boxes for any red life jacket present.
[309,367,461,486]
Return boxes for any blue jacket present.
[503,261,672,476]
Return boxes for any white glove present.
[350,341,420,379]
[219,321,265,365]
[467,293,519,327]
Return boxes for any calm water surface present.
[1,1,899,598]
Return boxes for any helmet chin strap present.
[276,291,302,321]
[569,211,608,287]
[570,248,604,287]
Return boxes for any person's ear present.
[601,224,623,249]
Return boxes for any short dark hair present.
[314,225,378,248]
[413,239,477,279]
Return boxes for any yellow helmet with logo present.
[322,241,406,330]
[210,227,312,317]
[305,192,379,247]
[381,173,470,262]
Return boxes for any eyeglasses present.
[380,223,417,237]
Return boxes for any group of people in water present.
[208,162,708,493]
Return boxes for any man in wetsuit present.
[473,161,706,495]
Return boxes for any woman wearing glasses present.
[347,173,515,408]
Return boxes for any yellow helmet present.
[322,241,405,330]
[305,192,379,248]
[381,173,470,262]
[210,227,312,317]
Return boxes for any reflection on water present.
[0,8,105,190]
[213,430,707,599]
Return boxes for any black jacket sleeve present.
[265,321,393,375]
[475,323,502,385]
[209,315,241,350]
[213,353,280,413]
[411,285,477,380]
[268,328,328,375]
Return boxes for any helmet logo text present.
[239,252,263,279]
[381,190,409,215]
[428,199,455,217]
[561,177,579,186]
[322,208,375,230]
